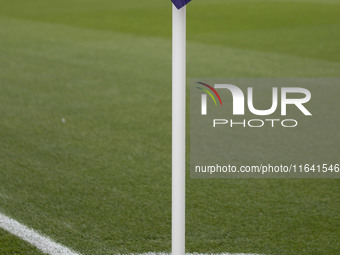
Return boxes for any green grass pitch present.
[0,0,339,254]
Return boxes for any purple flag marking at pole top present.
[171,0,192,9]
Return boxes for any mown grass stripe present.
[0,213,264,255]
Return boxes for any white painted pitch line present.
[0,212,80,255]
[0,212,263,255]
[136,253,264,255]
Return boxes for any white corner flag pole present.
[172,4,186,255]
